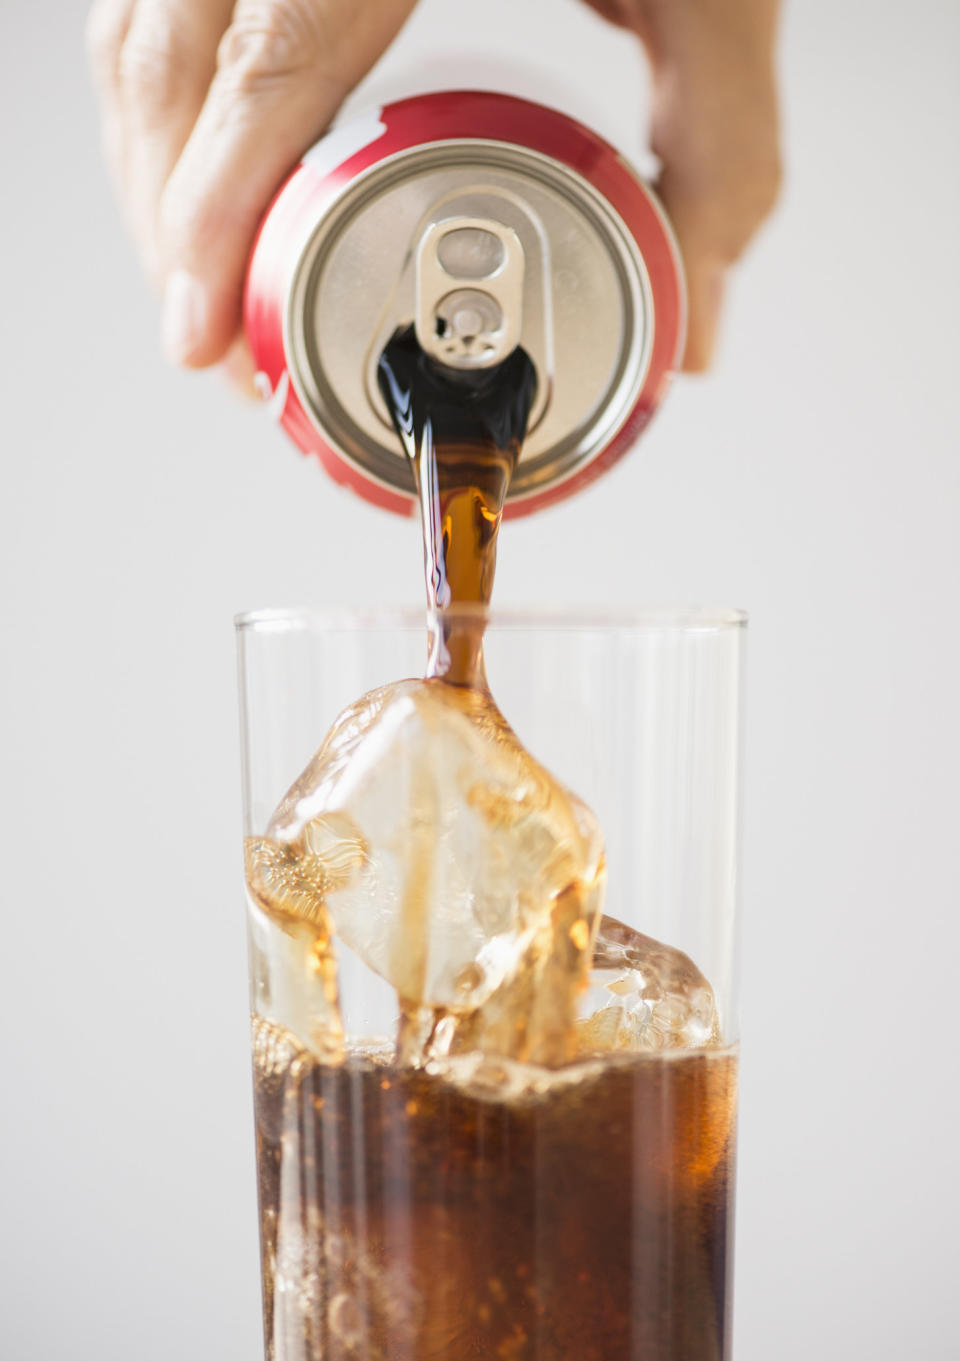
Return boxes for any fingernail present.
[162,270,207,365]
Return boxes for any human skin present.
[86,0,782,381]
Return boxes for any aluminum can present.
[245,90,685,518]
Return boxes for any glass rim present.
[235,605,748,634]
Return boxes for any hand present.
[86,0,418,382]
[87,0,781,380]
[587,0,782,369]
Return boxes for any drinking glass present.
[237,606,745,1360]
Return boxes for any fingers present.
[649,8,782,371]
[86,0,138,190]
[158,0,419,368]
[590,0,782,371]
[87,0,234,279]
[87,0,418,371]
[220,334,260,398]
[116,0,236,278]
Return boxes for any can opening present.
[281,136,657,509]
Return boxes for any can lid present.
[250,93,685,517]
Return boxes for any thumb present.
[652,59,782,372]
[639,0,783,370]
[159,0,417,368]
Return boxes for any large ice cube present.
[577,915,720,1053]
[246,679,605,1066]
[244,843,347,1063]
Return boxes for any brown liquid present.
[249,333,736,1359]
[254,1018,737,1361]
[376,325,537,685]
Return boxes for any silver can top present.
[285,139,658,508]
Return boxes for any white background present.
[2,1,958,1357]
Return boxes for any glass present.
[237,606,745,1361]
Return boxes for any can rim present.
[234,605,748,633]
[245,90,687,521]
[283,136,657,509]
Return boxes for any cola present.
[254,1017,736,1361]
[376,323,537,685]
[244,325,737,1360]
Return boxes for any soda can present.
[245,90,686,518]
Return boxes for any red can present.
[244,90,685,518]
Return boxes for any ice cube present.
[245,836,349,1063]
[577,915,720,1053]
[448,880,600,1067]
[247,678,605,1066]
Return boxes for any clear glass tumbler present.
[237,607,745,1361]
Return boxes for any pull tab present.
[415,216,525,370]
